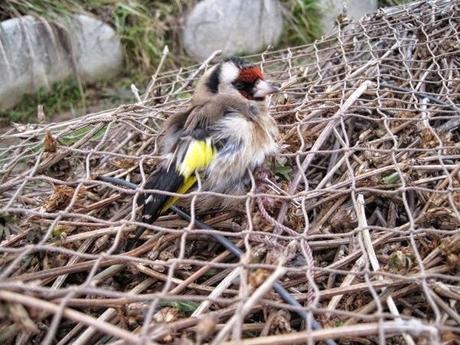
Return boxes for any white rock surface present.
[0,14,123,111]
[318,0,378,33]
[183,0,283,62]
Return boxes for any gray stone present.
[183,0,283,62]
[0,14,123,111]
[318,0,378,33]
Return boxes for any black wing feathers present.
[125,166,183,251]
[139,166,184,224]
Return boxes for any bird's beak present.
[253,80,280,98]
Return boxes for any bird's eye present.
[233,81,247,90]
[232,79,257,100]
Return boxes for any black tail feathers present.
[125,166,183,250]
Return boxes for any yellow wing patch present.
[160,138,215,213]
[179,139,215,178]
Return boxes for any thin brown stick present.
[0,290,145,344]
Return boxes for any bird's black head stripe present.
[206,64,221,94]
[224,57,251,69]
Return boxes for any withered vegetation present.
[0,1,459,344]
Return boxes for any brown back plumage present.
[161,71,261,153]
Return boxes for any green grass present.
[1,0,194,75]
[1,0,196,124]
[378,0,412,6]
[109,1,195,73]
[159,301,199,315]
[0,79,84,124]
[281,0,322,46]
[0,0,411,124]
[59,124,108,146]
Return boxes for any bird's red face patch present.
[238,66,264,83]
[234,66,265,100]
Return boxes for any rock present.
[183,0,283,62]
[0,14,123,111]
[317,0,378,33]
[71,14,123,82]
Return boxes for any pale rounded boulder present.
[183,0,283,62]
[0,14,123,111]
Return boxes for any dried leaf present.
[270,310,292,335]
[249,268,270,289]
[440,235,460,270]
[153,307,180,323]
[110,158,136,169]
[43,131,57,153]
[52,224,76,239]
[195,315,217,341]
[43,185,75,212]
[388,250,412,273]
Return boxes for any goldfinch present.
[132,57,279,246]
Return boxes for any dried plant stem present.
[193,266,242,317]
[144,45,170,101]
[71,278,156,345]
[219,320,438,345]
[0,290,144,345]
[356,194,415,345]
[1,3,458,343]
[276,80,373,228]
[326,257,365,316]
[169,240,243,295]
[211,263,287,345]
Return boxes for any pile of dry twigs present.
[0,0,459,344]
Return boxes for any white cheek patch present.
[220,62,240,84]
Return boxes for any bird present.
[128,57,279,249]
